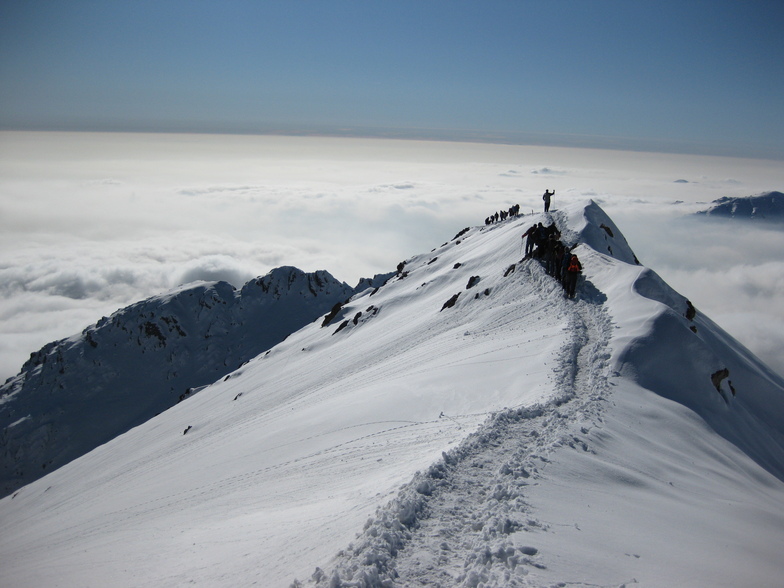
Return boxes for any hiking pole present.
[439,411,462,429]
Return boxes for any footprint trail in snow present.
[307,260,615,587]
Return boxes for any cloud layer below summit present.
[1,132,783,381]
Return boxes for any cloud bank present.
[1,132,783,381]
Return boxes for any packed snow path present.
[304,260,616,587]
[300,205,784,587]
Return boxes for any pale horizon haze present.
[1,1,783,379]
[1,1,783,159]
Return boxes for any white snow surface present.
[1,200,783,587]
[0,266,370,498]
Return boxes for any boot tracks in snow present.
[301,277,614,588]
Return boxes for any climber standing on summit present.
[543,189,555,213]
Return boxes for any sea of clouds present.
[1,132,782,381]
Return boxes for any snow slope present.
[0,267,389,498]
[1,200,783,588]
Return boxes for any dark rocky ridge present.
[696,191,784,220]
[0,266,392,497]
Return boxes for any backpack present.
[568,256,581,273]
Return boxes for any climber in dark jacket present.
[522,225,537,258]
[564,254,582,298]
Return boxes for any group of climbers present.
[484,188,553,226]
[480,189,582,298]
[485,203,521,225]
[520,222,581,299]
[521,222,581,298]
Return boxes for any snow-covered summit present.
[696,190,784,220]
[0,267,367,498]
[1,200,782,588]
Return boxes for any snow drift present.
[0,200,782,588]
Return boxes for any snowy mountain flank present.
[0,267,390,498]
[696,190,784,220]
[1,200,783,587]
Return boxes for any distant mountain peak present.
[0,268,358,498]
[696,191,784,220]
[241,266,351,300]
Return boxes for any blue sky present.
[1,0,783,158]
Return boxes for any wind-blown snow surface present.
[1,201,783,587]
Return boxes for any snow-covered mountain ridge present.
[1,200,782,588]
[0,267,391,498]
[696,190,784,220]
